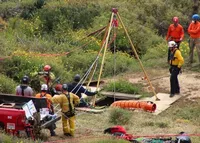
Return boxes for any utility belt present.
[63,110,75,118]
[169,65,179,74]
[170,65,178,68]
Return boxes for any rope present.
[71,55,100,94]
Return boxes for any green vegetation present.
[0,0,200,142]
[0,73,17,94]
[109,107,133,125]
[0,132,41,143]
[103,80,141,94]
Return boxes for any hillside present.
[0,0,200,143]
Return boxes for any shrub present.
[109,107,132,125]
[103,52,139,76]
[1,52,43,82]
[0,73,17,94]
[63,50,139,81]
[0,132,41,143]
[103,80,142,94]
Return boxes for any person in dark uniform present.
[68,74,97,107]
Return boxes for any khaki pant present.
[62,115,75,136]
[189,38,200,63]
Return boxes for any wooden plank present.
[100,91,142,100]
[141,93,182,115]
[75,107,105,114]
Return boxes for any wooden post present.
[92,12,115,106]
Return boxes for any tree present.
[193,0,199,14]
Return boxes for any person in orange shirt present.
[35,84,56,136]
[166,17,184,62]
[188,14,200,64]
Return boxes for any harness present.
[63,93,75,118]
[20,85,27,96]
[170,49,177,66]
[65,93,73,112]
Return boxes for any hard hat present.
[168,41,177,48]
[41,84,48,91]
[62,84,68,91]
[21,75,29,84]
[173,17,179,23]
[44,65,51,71]
[192,14,200,20]
[55,84,62,91]
[74,74,81,82]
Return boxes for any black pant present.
[170,66,180,94]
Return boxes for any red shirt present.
[166,24,184,42]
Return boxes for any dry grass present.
[70,98,200,143]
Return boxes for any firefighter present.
[166,17,184,63]
[38,65,55,89]
[168,41,184,97]
[68,74,98,107]
[188,14,200,64]
[16,75,33,97]
[51,84,80,137]
[35,84,56,136]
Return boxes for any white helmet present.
[168,41,177,48]
[41,84,48,91]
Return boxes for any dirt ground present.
[44,68,200,143]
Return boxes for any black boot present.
[50,131,56,136]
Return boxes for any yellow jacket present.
[51,92,80,112]
[170,49,184,68]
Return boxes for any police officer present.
[168,41,184,97]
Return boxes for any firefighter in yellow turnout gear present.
[51,84,80,137]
